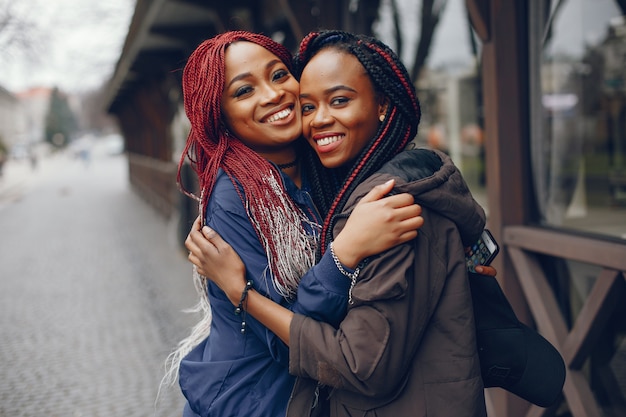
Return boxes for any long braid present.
[163,32,317,390]
[178,31,316,296]
[295,31,421,256]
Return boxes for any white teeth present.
[317,136,342,146]
[266,108,292,123]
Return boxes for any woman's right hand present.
[186,217,294,344]
[332,179,424,268]
[185,217,247,305]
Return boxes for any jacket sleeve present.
[288,244,431,396]
[207,186,350,367]
[288,191,451,397]
[291,249,351,327]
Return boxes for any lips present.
[316,135,342,146]
[312,133,344,153]
[264,106,293,124]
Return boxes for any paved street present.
[0,147,198,417]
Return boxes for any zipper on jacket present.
[312,383,320,410]
[287,379,322,417]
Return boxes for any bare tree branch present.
[0,1,44,62]
[411,0,448,81]
[389,0,403,57]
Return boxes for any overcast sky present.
[375,0,474,71]
[0,0,474,94]
[5,0,611,95]
[0,0,134,94]
[0,0,476,94]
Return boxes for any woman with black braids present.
[169,31,425,417]
[189,30,492,416]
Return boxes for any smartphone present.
[465,229,500,273]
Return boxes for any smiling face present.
[299,48,386,168]
[221,41,301,161]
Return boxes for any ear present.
[378,97,390,121]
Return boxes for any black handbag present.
[469,272,566,408]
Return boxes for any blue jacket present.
[179,168,350,417]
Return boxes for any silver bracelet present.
[329,241,360,305]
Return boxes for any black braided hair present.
[295,30,422,256]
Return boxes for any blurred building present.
[0,86,26,151]
[15,87,53,145]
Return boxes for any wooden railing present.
[504,226,626,417]
[127,152,178,219]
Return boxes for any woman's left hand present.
[474,265,497,276]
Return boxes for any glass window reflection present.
[532,0,626,240]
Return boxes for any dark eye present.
[234,85,253,98]
[331,97,350,106]
[272,69,289,82]
[301,103,315,115]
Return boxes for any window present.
[530,2,626,416]
[530,0,626,241]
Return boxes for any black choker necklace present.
[277,159,298,170]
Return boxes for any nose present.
[309,105,333,128]
[259,82,284,104]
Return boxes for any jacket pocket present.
[330,371,410,413]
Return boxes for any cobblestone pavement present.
[0,149,198,417]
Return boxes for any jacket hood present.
[375,148,486,246]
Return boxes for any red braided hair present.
[177,31,316,298]
[177,31,294,207]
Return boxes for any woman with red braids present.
[168,31,424,417]
[189,30,493,417]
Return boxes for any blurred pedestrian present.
[29,148,38,171]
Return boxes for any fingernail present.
[384,179,394,186]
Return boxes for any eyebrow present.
[226,59,283,89]
[300,85,357,99]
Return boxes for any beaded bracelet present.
[234,280,254,334]
[329,242,361,305]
